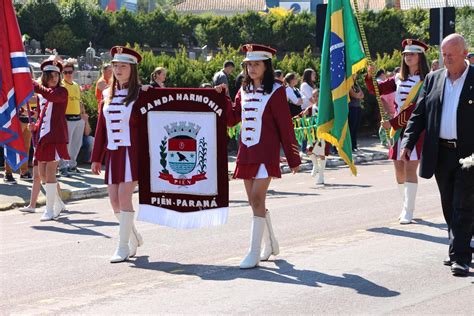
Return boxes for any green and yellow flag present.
[316,0,366,175]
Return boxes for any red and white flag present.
[0,0,33,170]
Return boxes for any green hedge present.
[16,1,473,57]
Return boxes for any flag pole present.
[352,0,391,143]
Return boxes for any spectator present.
[431,59,440,72]
[375,69,387,82]
[59,61,84,176]
[78,106,94,164]
[300,68,316,110]
[274,69,284,82]
[150,67,167,88]
[284,72,303,117]
[235,67,244,95]
[467,52,474,65]
[212,61,234,96]
[348,74,364,152]
[95,63,112,106]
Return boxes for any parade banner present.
[136,88,229,229]
[316,0,366,176]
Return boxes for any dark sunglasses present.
[63,70,74,74]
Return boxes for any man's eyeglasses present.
[63,71,73,75]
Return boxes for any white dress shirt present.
[439,61,470,140]
[300,82,314,110]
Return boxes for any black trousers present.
[434,145,474,265]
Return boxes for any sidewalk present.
[0,136,388,211]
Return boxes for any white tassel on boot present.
[260,211,280,261]
[309,153,318,177]
[110,211,134,263]
[399,182,417,224]
[316,159,326,185]
[240,216,265,269]
[53,189,66,218]
[114,212,143,258]
[40,183,56,221]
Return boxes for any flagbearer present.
[91,46,144,263]
[28,59,69,221]
[366,39,430,224]
[225,44,301,269]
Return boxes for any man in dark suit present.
[401,34,474,277]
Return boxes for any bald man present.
[401,34,474,276]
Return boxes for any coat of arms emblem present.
[159,121,207,186]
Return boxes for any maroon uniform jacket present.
[34,83,68,145]
[227,83,301,169]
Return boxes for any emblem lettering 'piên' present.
[159,121,208,186]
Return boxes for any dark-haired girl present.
[366,39,430,224]
[226,44,301,269]
[28,59,69,221]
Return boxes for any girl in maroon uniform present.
[226,44,301,269]
[28,59,69,221]
[91,46,144,263]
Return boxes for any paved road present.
[1,161,473,314]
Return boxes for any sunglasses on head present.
[63,70,73,74]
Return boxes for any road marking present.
[111,282,126,287]
[38,299,55,304]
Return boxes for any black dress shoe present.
[451,262,469,276]
[443,256,452,266]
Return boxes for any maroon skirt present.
[34,143,70,162]
[233,163,281,180]
[104,146,138,184]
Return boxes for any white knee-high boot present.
[309,153,318,177]
[316,159,326,185]
[260,210,280,261]
[54,189,66,218]
[240,216,265,269]
[397,183,405,201]
[114,212,143,258]
[399,182,417,224]
[40,183,56,221]
[110,211,134,263]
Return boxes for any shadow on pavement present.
[31,216,117,238]
[411,219,448,232]
[267,190,319,197]
[130,257,400,297]
[320,183,372,189]
[367,227,448,245]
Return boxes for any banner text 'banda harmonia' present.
[136,88,229,229]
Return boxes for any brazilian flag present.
[316,0,366,175]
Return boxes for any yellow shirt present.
[62,80,81,115]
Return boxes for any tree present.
[43,24,83,56]
[17,0,63,43]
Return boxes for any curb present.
[2,151,388,212]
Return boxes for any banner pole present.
[352,0,391,144]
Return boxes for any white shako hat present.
[242,43,277,62]
[110,46,142,64]
[41,59,63,73]
[402,39,429,54]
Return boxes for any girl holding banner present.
[365,39,430,224]
[91,46,144,263]
[225,44,301,269]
